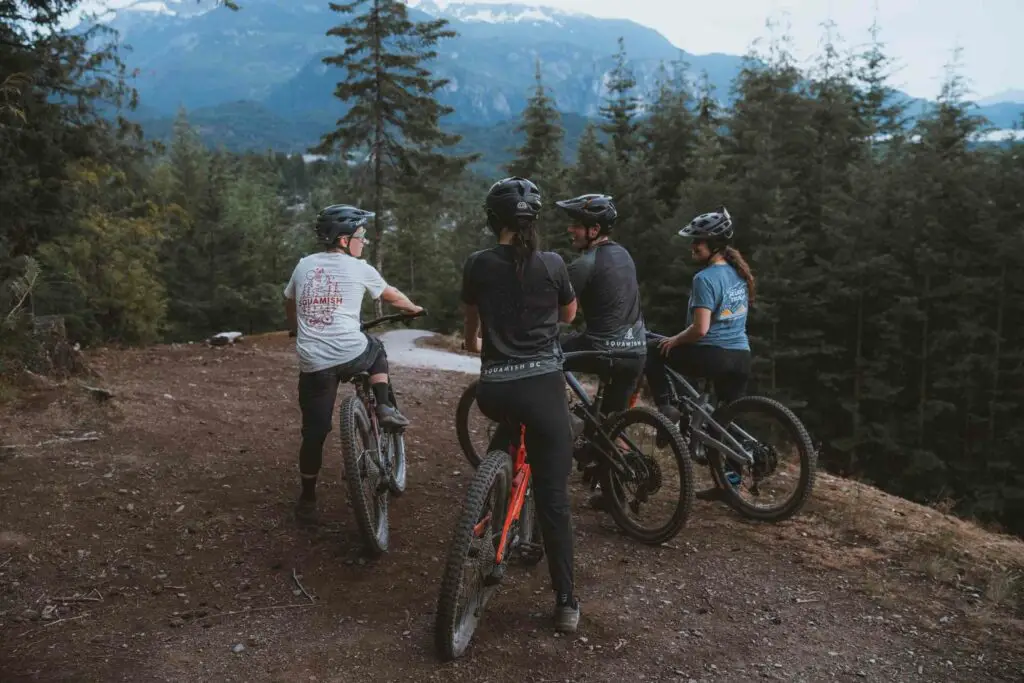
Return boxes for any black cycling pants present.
[560,332,645,415]
[476,371,575,597]
[297,335,389,477]
[644,341,751,407]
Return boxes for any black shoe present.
[694,487,725,502]
[554,593,581,633]
[295,496,318,525]
[376,404,410,431]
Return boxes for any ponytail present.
[511,217,538,279]
[724,246,756,303]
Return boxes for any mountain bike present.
[339,310,425,557]
[437,349,694,660]
[645,331,817,522]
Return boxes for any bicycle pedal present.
[517,543,544,564]
[483,563,506,586]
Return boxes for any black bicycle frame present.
[561,351,647,479]
[352,309,424,442]
[662,365,757,469]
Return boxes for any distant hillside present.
[134,100,597,177]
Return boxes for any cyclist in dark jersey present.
[555,194,647,412]
[554,194,647,507]
[460,176,581,633]
[645,206,754,498]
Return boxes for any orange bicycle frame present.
[495,424,530,565]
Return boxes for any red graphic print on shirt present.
[299,267,343,329]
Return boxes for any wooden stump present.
[29,315,86,379]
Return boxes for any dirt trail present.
[1,332,1022,682]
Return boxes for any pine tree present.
[598,37,641,165]
[694,71,721,127]
[312,0,477,278]
[721,30,817,404]
[506,60,568,256]
[0,0,140,278]
[641,57,698,215]
[889,49,993,499]
[645,87,731,333]
[812,20,908,474]
[571,123,612,190]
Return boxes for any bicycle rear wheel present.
[707,395,817,522]
[455,379,496,469]
[435,449,512,661]
[339,394,389,556]
[599,406,695,545]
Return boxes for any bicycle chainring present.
[750,441,779,480]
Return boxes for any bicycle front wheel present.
[339,394,389,556]
[435,449,512,661]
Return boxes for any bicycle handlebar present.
[360,309,427,332]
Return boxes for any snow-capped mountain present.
[77,0,729,119]
[72,0,1023,152]
[405,0,584,25]
[71,0,218,24]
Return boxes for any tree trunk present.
[371,0,385,318]
[850,288,864,473]
[988,264,1005,455]
[917,274,930,446]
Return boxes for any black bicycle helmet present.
[554,193,618,232]
[315,204,374,246]
[678,206,734,245]
[485,176,542,232]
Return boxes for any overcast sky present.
[73,0,1021,101]
[481,0,1021,101]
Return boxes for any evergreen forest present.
[3,1,1023,536]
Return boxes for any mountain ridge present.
[83,0,1024,162]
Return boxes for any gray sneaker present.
[554,594,580,633]
[294,497,318,525]
[376,404,410,431]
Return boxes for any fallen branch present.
[2,433,101,450]
[77,382,114,400]
[0,557,11,570]
[292,568,315,603]
[44,612,91,628]
[53,589,103,603]
[194,603,317,622]
[16,612,92,641]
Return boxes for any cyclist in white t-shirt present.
[283,203,422,523]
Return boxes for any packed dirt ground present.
[1,331,1023,682]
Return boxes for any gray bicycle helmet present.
[554,193,618,232]
[315,204,374,246]
[485,176,542,233]
[679,206,734,248]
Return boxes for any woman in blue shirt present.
[647,205,753,403]
[644,206,755,439]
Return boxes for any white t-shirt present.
[283,251,388,373]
